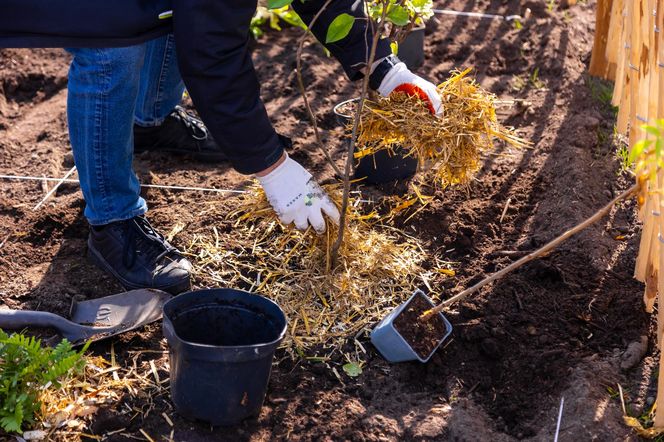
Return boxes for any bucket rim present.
[332,97,358,121]
[163,288,288,350]
[405,24,426,32]
[333,97,382,121]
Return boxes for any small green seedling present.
[0,331,89,433]
[342,362,363,377]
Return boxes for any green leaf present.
[342,362,363,377]
[0,415,21,433]
[386,5,410,26]
[629,139,652,163]
[0,332,87,433]
[267,0,293,9]
[326,13,355,44]
[642,125,661,138]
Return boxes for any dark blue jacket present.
[0,0,390,174]
[0,0,172,48]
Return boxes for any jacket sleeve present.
[290,0,392,81]
[172,0,285,175]
[171,0,390,175]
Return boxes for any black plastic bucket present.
[333,98,418,184]
[162,288,287,426]
[398,26,425,69]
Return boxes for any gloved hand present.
[256,154,340,233]
[377,62,442,115]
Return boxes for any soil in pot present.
[169,302,279,347]
[392,294,449,359]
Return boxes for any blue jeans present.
[66,34,185,225]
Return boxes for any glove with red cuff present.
[370,55,442,115]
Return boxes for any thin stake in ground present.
[33,165,77,210]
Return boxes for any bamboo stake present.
[605,0,624,80]
[654,167,664,427]
[589,0,615,78]
[616,0,634,134]
[646,0,659,122]
[636,0,656,284]
[421,184,638,318]
[644,0,662,313]
[659,0,664,122]
[610,0,626,104]
[655,350,664,427]
[628,1,645,146]
[635,196,655,281]
[654,24,664,418]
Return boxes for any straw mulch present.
[352,68,530,187]
[184,185,451,355]
[180,69,518,354]
[36,350,173,441]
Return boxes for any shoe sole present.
[87,241,191,295]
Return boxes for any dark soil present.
[393,293,450,360]
[0,0,655,440]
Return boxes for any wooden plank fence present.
[590,0,664,429]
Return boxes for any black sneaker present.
[134,106,227,162]
[87,215,192,294]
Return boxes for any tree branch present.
[330,0,388,266]
[295,0,343,177]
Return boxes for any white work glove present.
[377,62,442,115]
[256,154,340,233]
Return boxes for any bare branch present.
[331,0,389,266]
[295,0,343,177]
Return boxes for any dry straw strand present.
[185,184,438,353]
[350,68,530,188]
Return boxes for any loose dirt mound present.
[0,1,652,440]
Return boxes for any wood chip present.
[139,428,156,442]
[162,412,174,427]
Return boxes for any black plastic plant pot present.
[162,288,287,426]
[333,98,418,184]
[398,25,425,70]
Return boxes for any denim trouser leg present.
[67,35,184,225]
[134,34,185,127]
[67,45,148,225]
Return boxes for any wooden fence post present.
[590,0,616,77]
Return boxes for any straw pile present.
[31,355,132,441]
[36,350,174,441]
[185,184,451,353]
[352,68,530,187]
